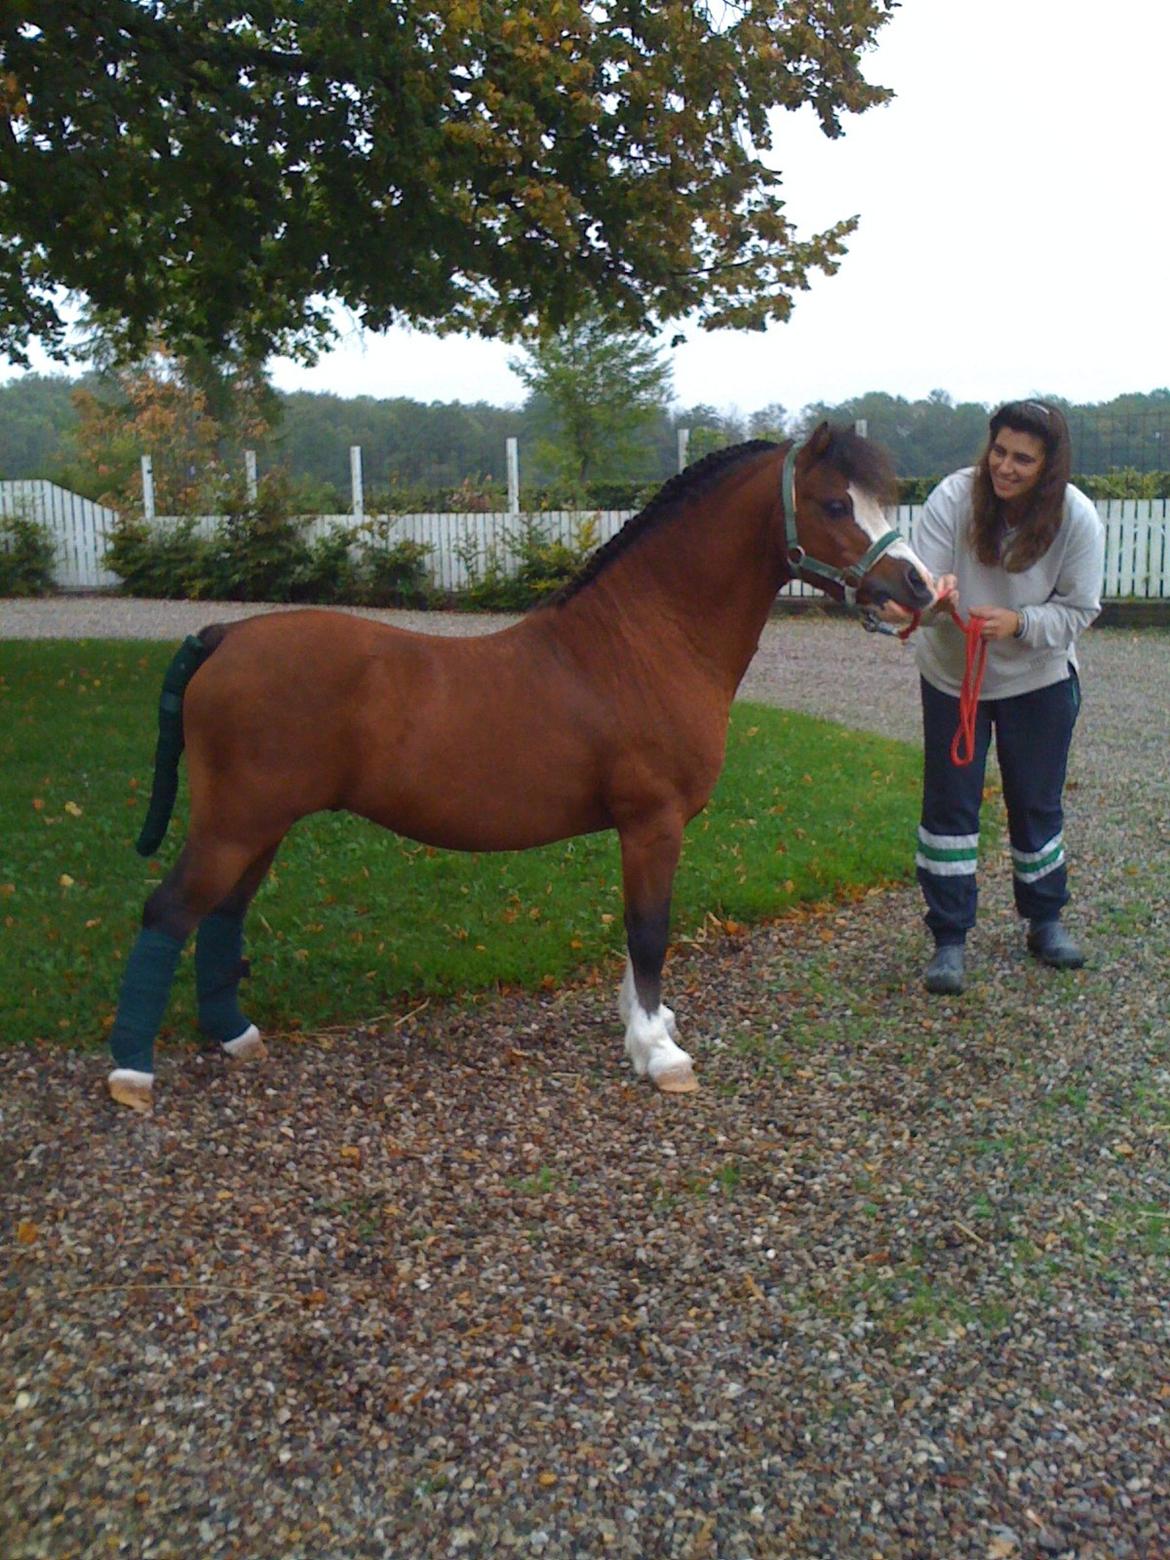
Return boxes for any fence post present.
[506,437,519,516]
[245,449,258,502]
[677,428,690,472]
[141,455,155,522]
[350,445,364,522]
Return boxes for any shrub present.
[895,470,1170,504]
[896,476,941,505]
[0,513,57,596]
[1074,468,1170,500]
[454,515,599,611]
[282,525,359,604]
[352,520,433,607]
[103,486,437,607]
[104,515,211,598]
[199,475,313,601]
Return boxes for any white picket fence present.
[2,480,1168,599]
[0,480,122,590]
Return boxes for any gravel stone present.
[2,597,1168,1559]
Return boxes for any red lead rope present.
[897,597,988,767]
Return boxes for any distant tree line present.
[789,388,1170,493]
[2,373,1168,506]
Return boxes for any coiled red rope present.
[897,597,987,767]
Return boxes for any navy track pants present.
[916,671,1081,946]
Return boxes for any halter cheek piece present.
[781,440,901,606]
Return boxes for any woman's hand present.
[969,605,1022,641]
[925,574,958,617]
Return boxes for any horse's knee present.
[142,840,270,941]
[143,880,198,941]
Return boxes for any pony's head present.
[787,423,935,611]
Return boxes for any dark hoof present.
[924,944,965,995]
[1027,921,1085,969]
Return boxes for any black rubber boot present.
[1027,920,1085,969]
[924,943,965,995]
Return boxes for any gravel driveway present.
[3,598,1168,1559]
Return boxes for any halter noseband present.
[781,439,902,602]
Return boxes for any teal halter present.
[781,440,902,599]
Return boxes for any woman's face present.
[988,426,1046,504]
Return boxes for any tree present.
[0,1,897,368]
[0,370,91,478]
[510,313,673,486]
[794,390,990,478]
[62,342,272,512]
[749,402,791,440]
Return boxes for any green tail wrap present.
[135,634,213,857]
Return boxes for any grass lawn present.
[0,638,923,1049]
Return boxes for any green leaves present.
[0,1,897,366]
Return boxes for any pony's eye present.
[825,499,851,521]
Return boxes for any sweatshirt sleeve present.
[911,472,965,628]
[1016,493,1105,650]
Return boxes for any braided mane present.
[542,440,778,609]
[537,425,897,610]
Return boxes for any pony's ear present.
[798,421,833,466]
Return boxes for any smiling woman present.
[878,400,1105,995]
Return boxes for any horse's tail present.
[135,626,227,857]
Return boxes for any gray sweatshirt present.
[912,467,1105,700]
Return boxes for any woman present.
[881,400,1105,994]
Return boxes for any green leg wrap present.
[195,912,251,1044]
[109,927,186,1073]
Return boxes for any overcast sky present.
[265,0,1170,416]
[8,0,1168,417]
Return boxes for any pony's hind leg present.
[617,819,698,1094]
[195,846,279,1062]
[107,837,274,1112]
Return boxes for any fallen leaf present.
[16,1220,38,1245]
[64,801,83,817]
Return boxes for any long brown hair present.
[969,400,1072,570]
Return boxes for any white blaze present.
[849,483,935,593]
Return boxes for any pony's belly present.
[356,783,612,854]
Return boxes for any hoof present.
[653,1064,699,1095]
[108,1069,154,1113]
[222,1024,266,1062]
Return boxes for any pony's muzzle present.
[859,558,935,611]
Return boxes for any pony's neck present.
[571,449,788,693]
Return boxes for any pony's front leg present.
[618,820,698,1094]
